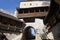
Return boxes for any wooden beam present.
[0,11,26,33]
[0,23,22,33]
[18,12,48,19]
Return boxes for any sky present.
[0,0,50,13]
[0,0,21,13]
[0,0,36,34]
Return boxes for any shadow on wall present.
[49,0,60,40]
[43,0,60,40]
[51,23,60,40]
[0,33,8,40]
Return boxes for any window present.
[24,4,26,5]
[30,3,32,6]
[23,18,35,22]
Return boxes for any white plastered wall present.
[20,1,50,8]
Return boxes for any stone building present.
[0,9,25,40]
[16,0,50,40]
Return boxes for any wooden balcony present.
[18,12,48,19]
[0,11,25,34]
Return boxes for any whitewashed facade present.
[20,18,47,40]
[20,1,50,8]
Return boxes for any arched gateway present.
[21,26,36,40]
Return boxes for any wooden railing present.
[18,12,48,18]
[0,12,25,34]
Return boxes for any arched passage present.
[21,26,36,40]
